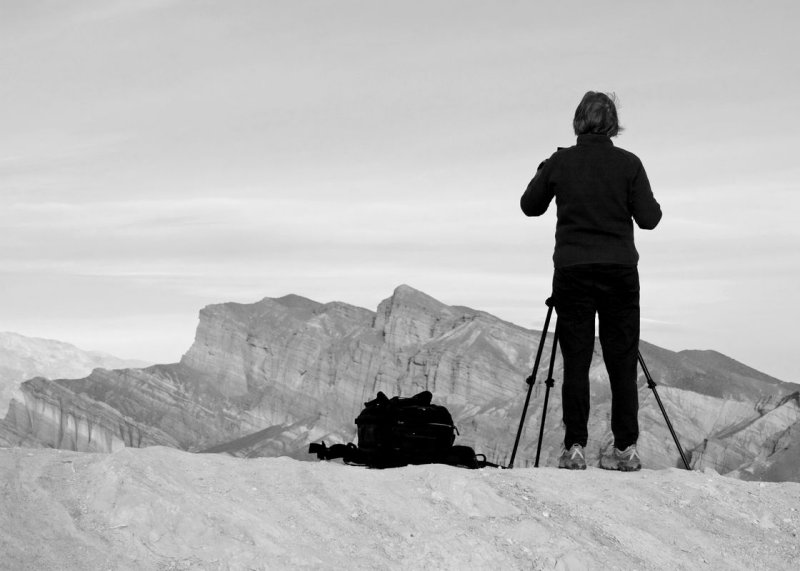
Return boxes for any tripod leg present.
[508,300,554,469]
[638,351,691,470]
[535,322,559,467]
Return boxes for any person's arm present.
[520,160,554,216]
[629,163,662,229]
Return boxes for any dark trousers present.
[552,264,640,450]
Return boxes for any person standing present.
[520,91,662,471]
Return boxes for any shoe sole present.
[618,464,641,472]
[599,462,641,471]
[558,462,587,470]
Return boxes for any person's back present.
[520,91,661,471]
[521,132,661,268]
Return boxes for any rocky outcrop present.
[691,392,800,476]
[0,331,148,414]
[2,377,178,452]
[3,285,797,481]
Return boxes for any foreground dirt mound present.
[1,446,798,570]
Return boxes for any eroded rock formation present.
[0,331,148,415]
[2,285,797,481]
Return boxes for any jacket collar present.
[577,134,614,146]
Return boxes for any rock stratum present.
[0,331,150,442]
[2,285,798,482]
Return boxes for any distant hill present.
[2,286,797,482]
[0,331,150,414]
[640,344,797,400]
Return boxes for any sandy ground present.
[1,446,798,570]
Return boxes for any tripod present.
[507,298,691,470]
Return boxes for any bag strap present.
[309,441,501,469]
[363,391,390,407]
[390,390,432,406]
[363,390,433,409]
[308,442,361,462]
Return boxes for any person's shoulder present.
[610,144,644,167]
[546,144,574,163]
[534,145,571,172]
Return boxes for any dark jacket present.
[520,134,662,268]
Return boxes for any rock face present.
[692,392,800,480]
[0,331,149,414]
[3,377,178,452]
[0,332,150,447]
[2,285,798,482]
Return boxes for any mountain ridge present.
[0,331,150,417]
[2,285,797,481]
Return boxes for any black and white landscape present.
[2,1,800,569]
[1,287,800,569]
[0,285,800,481]
[3,285,798,479]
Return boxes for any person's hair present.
[573,91,623,137]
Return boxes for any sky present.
[1,0,798,382]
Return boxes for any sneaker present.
[599,444,642,471]
[558,444,587,470]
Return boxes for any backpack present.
[309,390,498,469]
